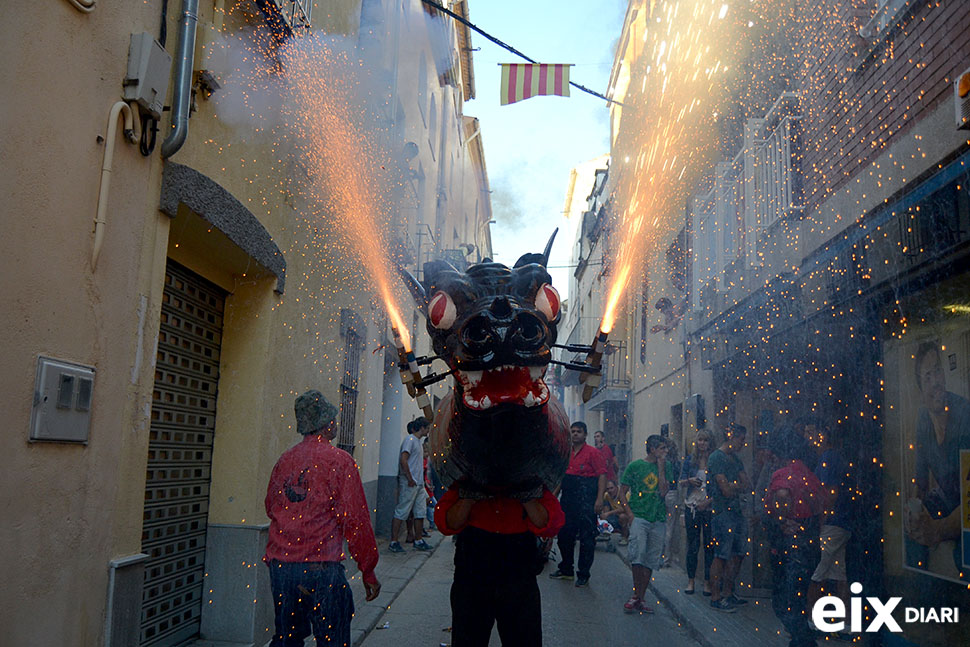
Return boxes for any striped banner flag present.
[500,64,571,106]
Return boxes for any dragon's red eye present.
[428,291,457,329]
[535,283,560,322]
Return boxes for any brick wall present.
[796,0,970,210]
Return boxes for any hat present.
[294,390,338,435]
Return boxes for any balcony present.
[585,341,631,411]
[689,92,803,316]
[751,93,804,231]
[256,0,312,38]
[387,222,418,269]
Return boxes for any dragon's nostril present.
[460,316,493,350]
[511,313,546,351]
[520,320,541,341]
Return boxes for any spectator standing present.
[707,423,751,612]
[550,421,607,587]
[662,437,682,568]
[435,488,564,646]
[619,434,674,613]
[807,425,853,617]
[594,430,619,482]
[424,443,443,531]
[681,429,715,595]
[794,416,821,471]
[389,418,432,553]
[764,430,823,647]
[264,390,381,647]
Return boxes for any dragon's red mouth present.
[455,365,549,410]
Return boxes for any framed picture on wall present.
[896,334,970,584]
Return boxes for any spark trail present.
[600,0,741,333]
[280,36,413,348]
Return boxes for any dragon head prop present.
[399,231,570,499]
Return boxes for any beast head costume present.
[401,234,570,499]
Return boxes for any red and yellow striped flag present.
[499,64,571,105]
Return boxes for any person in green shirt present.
[619,434,675,614]
[706,423,751,613]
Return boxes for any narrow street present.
[8,1,970,645]
[360,538,699,647]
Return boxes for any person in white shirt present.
[389,418,433,552]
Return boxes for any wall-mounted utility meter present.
[30,356,96,443]
[123,32,172,120]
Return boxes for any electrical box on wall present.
[30,356,96,443]
[956,67,970,130]
[123,32,172,120]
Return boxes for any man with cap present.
[264,390,381,647]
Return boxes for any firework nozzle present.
[392,326,417,397]
[391,325,435,420]
[580,329,609,402]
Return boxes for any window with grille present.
[338,316,363,455]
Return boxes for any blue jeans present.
[267,560,354,647]
[684,507,714,580]
[770,524,819,647]
[558,474,598,578]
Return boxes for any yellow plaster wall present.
[1,1,490,642]
[0,2,173,644]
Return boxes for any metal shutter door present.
[140,262,225,646]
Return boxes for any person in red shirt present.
[593,430,619,482]
[435,486,564,647]
[764,429,823,647]
[264,390,381,647]
[549,421,607,587]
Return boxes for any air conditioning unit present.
[956,67,970,130]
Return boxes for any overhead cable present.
[419,0,621,106]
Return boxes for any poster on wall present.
[898,335,970,584]
[962,449,970,571]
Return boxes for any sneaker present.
[388,541,405,553]
[637,600,654,614]
[575,576,590,587]
[618,537,629,546]
[710,599,737,613]
[726,595,748,606]
[548,569,574,581]
[414,540,433,551]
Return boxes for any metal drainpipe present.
[161,0,199,158]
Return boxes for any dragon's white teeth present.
[463,392,481,409]
[463,370,483,387]
[529,366,545,381]
[481,395,492,408]
[523,392,537,407]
